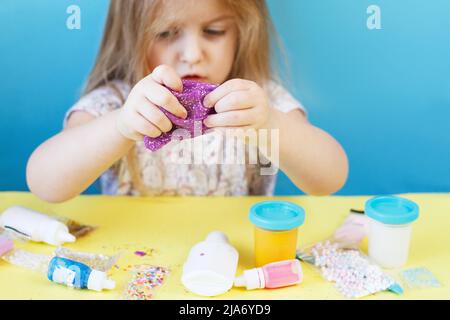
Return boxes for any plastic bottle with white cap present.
[181,231,239,297]
[0,206,75,246]
[48,256,115,292]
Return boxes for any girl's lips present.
[182,76,207,82]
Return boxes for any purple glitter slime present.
[144,80,218,151]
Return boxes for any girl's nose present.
[179,35,203,66]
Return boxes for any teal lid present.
[249,201,305,231]
[365,196,419,225]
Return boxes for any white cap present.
[41,223,76,246]
[205,231,229,243]
[234,268,265,290]
[87,270,116,292]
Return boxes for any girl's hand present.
[203,79,271,131]
[116,65,188,141]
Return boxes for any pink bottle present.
[234,259,302,290]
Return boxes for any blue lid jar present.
[365,196,419,225]
[249,201,305,231]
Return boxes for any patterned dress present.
[63,80,305,196]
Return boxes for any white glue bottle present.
[0,206,76,246]
[181,231,239,297]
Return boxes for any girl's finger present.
[129,111,162,138]
[136,99,173,133]
[150,65,183,92]
[204,109,256,128]
[203,79,254,108]
[141,79,188,119]
[213,90,254,113]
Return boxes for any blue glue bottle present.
[47,256,115,292]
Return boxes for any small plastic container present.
[249,201,305,267]
[365,196,419,269]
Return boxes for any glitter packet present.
[2,248,52,274]
[57,217,97,239]
[122,265,170,300]
[297,240,403,298]
[400,267,441,289]
[1,242,119,275]
[55,247,120,272]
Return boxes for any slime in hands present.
[144,80,218,152]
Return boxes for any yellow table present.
[0,192,448,300]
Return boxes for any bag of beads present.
[297,240,403,298]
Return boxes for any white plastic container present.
[365,196,419,269]
[0,206,76,246]
[181,231,239,297]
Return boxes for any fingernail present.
[203,97,211,108]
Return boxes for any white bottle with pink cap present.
[234,259,303,290]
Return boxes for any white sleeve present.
[266,81,307,115]
[62,81,130,129]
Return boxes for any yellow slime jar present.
[249,201,305,267]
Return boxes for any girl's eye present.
[157,30,178,39]
[204,29,226,36]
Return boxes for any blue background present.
[1,0,449,196]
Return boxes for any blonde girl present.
[26,0,348,202]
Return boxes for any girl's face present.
[148,0,238,85]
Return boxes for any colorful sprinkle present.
[123,265,170,300]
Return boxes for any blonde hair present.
[84,0,286,195]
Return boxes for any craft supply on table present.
[0,206,75,245]
[1,234,118,292]
[123,265,170,300]
[249,201,305,267]
[333,210,369,249]
[181,231,239,297]
[58,218,97,239]
[297,240,403,298]
[0,231,14,257]
[234,259,302,290]
[54,247,120,272]
[400,267,441,289]
[2,247,52,274]
[144,80,218,152]
[48,256,115,292]
[365,196,419,268]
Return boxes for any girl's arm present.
[26,65,187,203]
[265,108,349,195]
[26,110,135,203]
[203,79,348,196]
